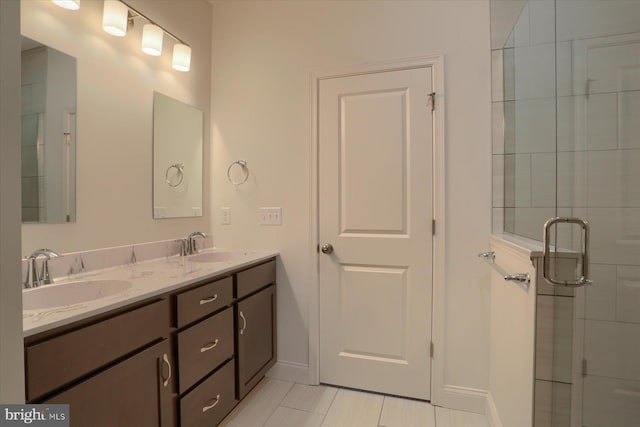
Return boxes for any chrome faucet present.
[24,249,62,288]
[186,231,206,255]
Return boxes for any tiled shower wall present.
[491,1,640,426]
[21,46,46,223]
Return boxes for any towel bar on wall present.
[478,251,530,285]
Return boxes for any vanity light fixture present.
[172,44,191,72]
[102,0,129,37]
[142,24,163,56]
[101,0,191,72]
[52,0,80,10]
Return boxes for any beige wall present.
[21,0,212,255]
[211,0,492,410]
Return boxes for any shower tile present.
[534,380,571,427]
[514,97,556,154]
[557,151,587,208]
[503,100,516,153]
[619,90,640,149]
[529,0,555,46]
[585,264,616,321]
[556,95,584,152]
[492,155,504,207]
[586,93,618,151]
[587,150,640,208]
[583,37,640,94]
[587,208,640,265]
[513,207,555,241]
[491,50,504,102]
[582,375,640,427]
[504,154,532,208]
[492,102,505,154]
[21,177,39,208]
[535,295,574,383]
[503,48,515,102]
[556,41,573,97]
[531,153,555,208]
[492,208,504,234]
[617,265,640,324]
[584,319,640,381]
[511,3,530,48]
[21,146,38,177]
[514,43,556,100]
[22,208,39,223]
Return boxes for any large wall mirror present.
[21,36,77,224]
[153,92,203,219]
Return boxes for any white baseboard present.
[485,392,503,427]
[437,385,488,414]
[266,360,310,384]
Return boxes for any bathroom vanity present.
[22,252,277,427]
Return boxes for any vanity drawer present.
[236,259,275,299]
[176,276,233,328]
[26,298,169,401]
[180,359,237,427]
[177,307,234,394]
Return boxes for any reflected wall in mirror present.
[153,92,203,218]
[21,36,77,224]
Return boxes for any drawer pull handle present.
[200,294,218,305]
[239,311,246,335]
[200,339,219,353]
[202,395,220,413]
[161,353,172,387]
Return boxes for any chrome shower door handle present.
[543,217,591,287]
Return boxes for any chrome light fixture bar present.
[103,0,192,72]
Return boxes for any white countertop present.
[23,249,278,337]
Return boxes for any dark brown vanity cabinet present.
[173,276,238,427]
[236,260,277,399]
[24,257,277,427]
[25,298,174,427]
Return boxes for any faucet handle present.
[24,257,40,288]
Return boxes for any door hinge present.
[581,358,587,377]
[430,341,434,358]
[428,92,436,113]
[432,219,436,236]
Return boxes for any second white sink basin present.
[187,251,235,263]
[23,279,133,310]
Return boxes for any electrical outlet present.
[259,207,282,225]
[221,207,231,225]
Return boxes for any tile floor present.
[220,378,489,427]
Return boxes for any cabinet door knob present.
[161,353,172,387]
[239,311,247,335]
[321,243,333,254]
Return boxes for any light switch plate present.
[259,207,282,225]
[221,207,231,225]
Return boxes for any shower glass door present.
[491,0,640,425]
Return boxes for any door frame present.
[308,55,446,404]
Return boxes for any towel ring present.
[227,160,249,185]
[166,163,185,187]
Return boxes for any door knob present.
[321,244,334,254]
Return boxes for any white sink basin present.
[23,279,133,310]
[187,251,235,263]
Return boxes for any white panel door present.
[319,67,433,400]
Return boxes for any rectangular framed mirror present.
[21,36,77,223]
[153,92,204,219]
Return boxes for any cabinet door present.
[237,285,276,398]
[45,339,174,427]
